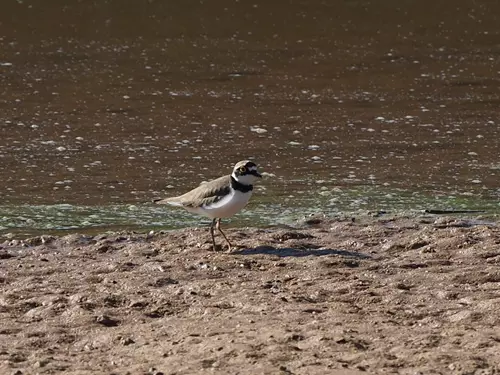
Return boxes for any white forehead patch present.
[248,165,257,171]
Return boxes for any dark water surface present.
[1,0,499,235]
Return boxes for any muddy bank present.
[1,214,499,374]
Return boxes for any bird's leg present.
[216,218,232,252]
[209,218,218,251]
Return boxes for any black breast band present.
[231,176,253,193]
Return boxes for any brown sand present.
[1,215,500,374]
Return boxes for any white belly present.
[187,189,252,219]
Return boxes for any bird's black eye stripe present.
[239,166,247,173]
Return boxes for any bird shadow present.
[232,246,371,259]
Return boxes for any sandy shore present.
[1,214,499,374]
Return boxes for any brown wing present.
[156,175,231,207]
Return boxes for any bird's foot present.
[226,243,247,253]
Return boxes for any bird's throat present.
[230,176,253,193]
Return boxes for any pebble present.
[95,315,120,327]
[250,127,268,134]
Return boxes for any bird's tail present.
[153,197,183,207]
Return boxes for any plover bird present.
[154,160,262,251]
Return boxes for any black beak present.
[252,170,262,178]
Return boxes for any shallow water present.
[1,0,499,236]
[1,186,498,238]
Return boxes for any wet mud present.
[1,215,500,374]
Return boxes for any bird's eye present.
[239,166,247,173]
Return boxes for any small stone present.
[129,300,148,308]
[95,315,120,327]
[120,337,135,346]
[250,127,268,134]
[35,359,49,368]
